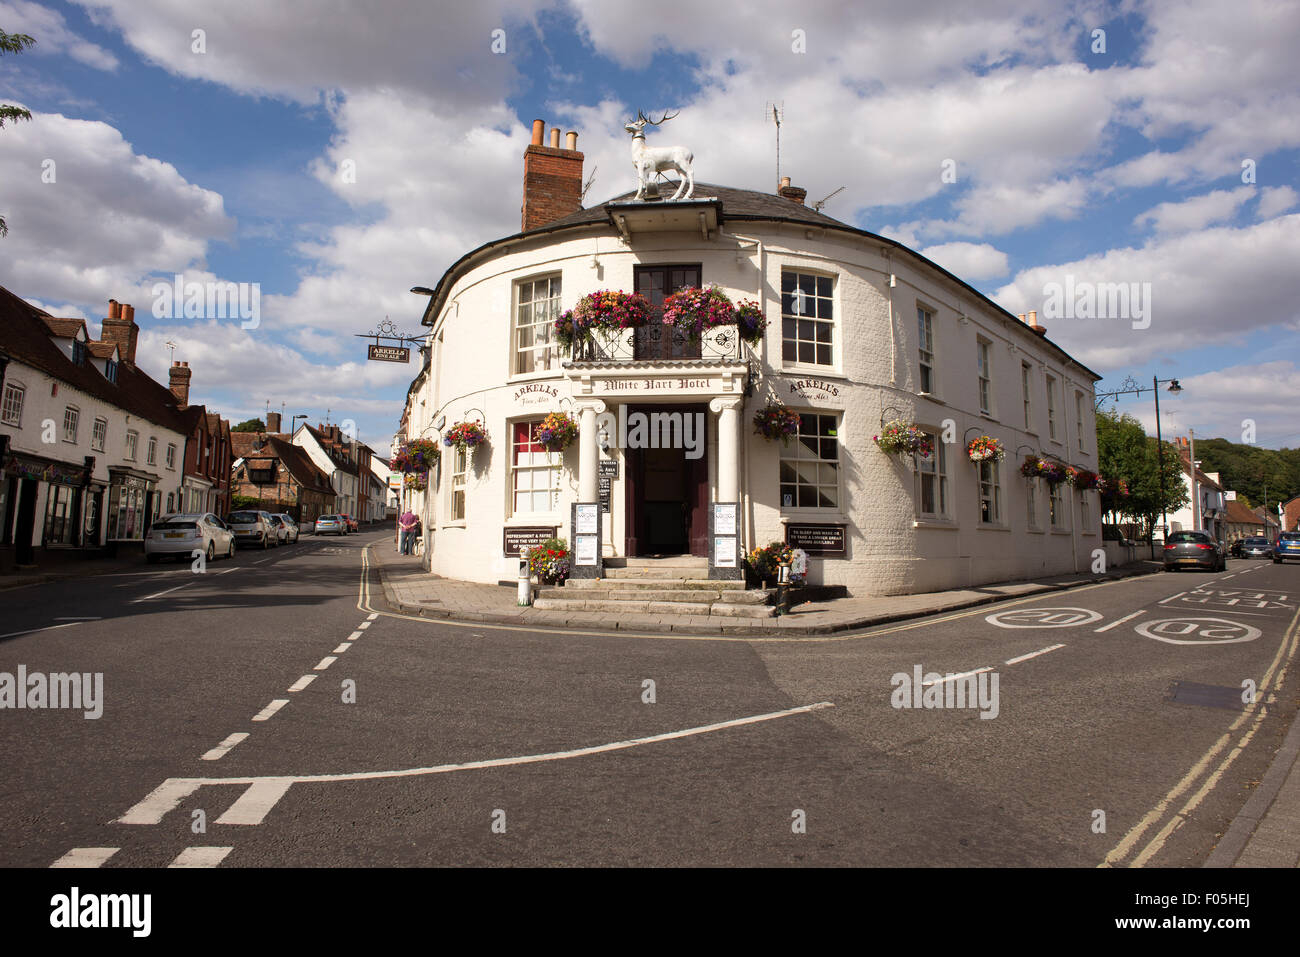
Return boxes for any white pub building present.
[400,118,1102,594]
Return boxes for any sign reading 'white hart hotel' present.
[399,117,1102,594]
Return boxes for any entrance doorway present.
[624,404,709,557]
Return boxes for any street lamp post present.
[1095,375,1183,557]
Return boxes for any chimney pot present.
[780,176,791,188]
[108,299,121,319]
[521,123,585,230]
[530,119,544,146]
[565,131,578,151]
[549,127,560,149]
[168,359,192,407]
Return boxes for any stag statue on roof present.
[624,109,695,202]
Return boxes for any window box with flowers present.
[661,286,768,348]
[554,290,652,357]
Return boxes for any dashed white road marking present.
[314,656,337,670]
[921,667,994,686]
[0,621,85,640]
[366,613,378,621]
[168,846,233,868]
[50,847,119,868]
[217,566,242,575]
[201,733,249,761]
[1004,643,1066,665]
[1158,591,1188,604]
[118,701,835,827]
[287,675,317,692]
[251,699,289,722]
[346,631,363,640]
[1095,610,1146,632]
[332,643,350,653]
[357,621,371,630]
[131,583,193,603]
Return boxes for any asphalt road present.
[1,531,1296,867]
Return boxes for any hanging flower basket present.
[734,300,767,346]
[662,286,737,341]
[554,290,652,350]
[403,471,428,492]
[967,435,1005,463]
[874,421,932,458]
[753,403,801,444]
[391,437,439,473]
[1020,455,1067,485]
[534,411,579,453]
[444,421,488,451]
[1097,476,1130,501]
[1066,467,1099,491]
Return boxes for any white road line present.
[118,779,203,824]
[1004,644,1066,665]
[357,621,371,630]
[287,675,317,692]
[201,733,249,761]
[0,621,84,640]
[215,779,295,825]
[921,668,993,686]
[50,847,119,868]
[1158,591,1188,605]
[332,643,350,653]
[131,583,193,604]
[1095,611,1146,632]
[217,566,242,575]
[314,656,337,670]
[168,847,233,868]
[367,613,378,621]
[117,701,836,827]
[251,699,289,722]
[346,631,363,641]
[52,616,102,621]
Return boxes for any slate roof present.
[0,285,189,435]
[304,424,359,476]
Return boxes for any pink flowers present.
[753,404,801,444]
[444,421,488,450]
[874,421,932,458]
[553,290,652,349]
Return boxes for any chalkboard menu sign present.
[785,523,846,555]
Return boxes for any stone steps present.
[532,595,775,618]
[540,555,772,618]
[562,577,745,591]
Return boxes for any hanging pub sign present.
[368,344,410,363]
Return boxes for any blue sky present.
[2,0,1298,453]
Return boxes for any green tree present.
[1096,408,1187,540]
[232,418,267,432]
[0,29,36,238]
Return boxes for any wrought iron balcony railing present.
[568,324,745,363]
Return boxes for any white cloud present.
[993,215,1300,369]
[1257,186,1299,219]
[0,0,119,70]
[1133,187,1253,235]
[918,242,1009,280]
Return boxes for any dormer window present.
[105,359,118,384]
[72,339,87,366]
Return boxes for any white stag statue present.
[624,109,694,201]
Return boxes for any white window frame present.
[1080,489,1092,533]
[1021,362,1033,431]
[92,417,107,452]
[1045,374,1059,442]
[513,274,562,375]
[1,382,24,426]
[449,445,468,522]
[779,411,841,510]
[978,459,1002,525]
[1075,391,1086,451]
[146,436,157,465]
[915,427,949,518]
[62,406,79,444]
[125,429,138,461]
[510,419,560,516]
[917,306,935,394]
[1026,478,1038,528]
[166,443,177,470]
[781,270,837,369]
[1049,481,1065,528]
[977,337,993,415]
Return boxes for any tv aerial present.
[812,186,845,212]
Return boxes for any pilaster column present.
[709,397,744,503]
[575,400,607,501]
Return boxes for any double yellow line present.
[1101,605,1300,867]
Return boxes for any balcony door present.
[634,264,701,361]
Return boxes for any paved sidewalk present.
[369,542,1163,636]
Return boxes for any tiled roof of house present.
[1224,499,1265,525]
[0,285,189,434]
[40,316,88,338]
[268,436,334,494]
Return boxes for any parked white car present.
[145,513,235,563]
[273,514,300,543]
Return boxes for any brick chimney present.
[778,176,807,205]
[266,411,281,433]
[101,301,140,364]
[169,360,191,406]
[521,118,584,231]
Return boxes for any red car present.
[340,513,359,532]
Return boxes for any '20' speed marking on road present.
[1135,617,1262,645]
[985,608,1102,629]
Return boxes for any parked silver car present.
[226,509,275,549]
[314,514,344,536]
[272,513,300,543]
[145,513,235,563]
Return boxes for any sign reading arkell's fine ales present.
[367,344,410,363]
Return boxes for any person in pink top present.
[398,510,418,555]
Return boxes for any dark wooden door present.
[634,264,701,360]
